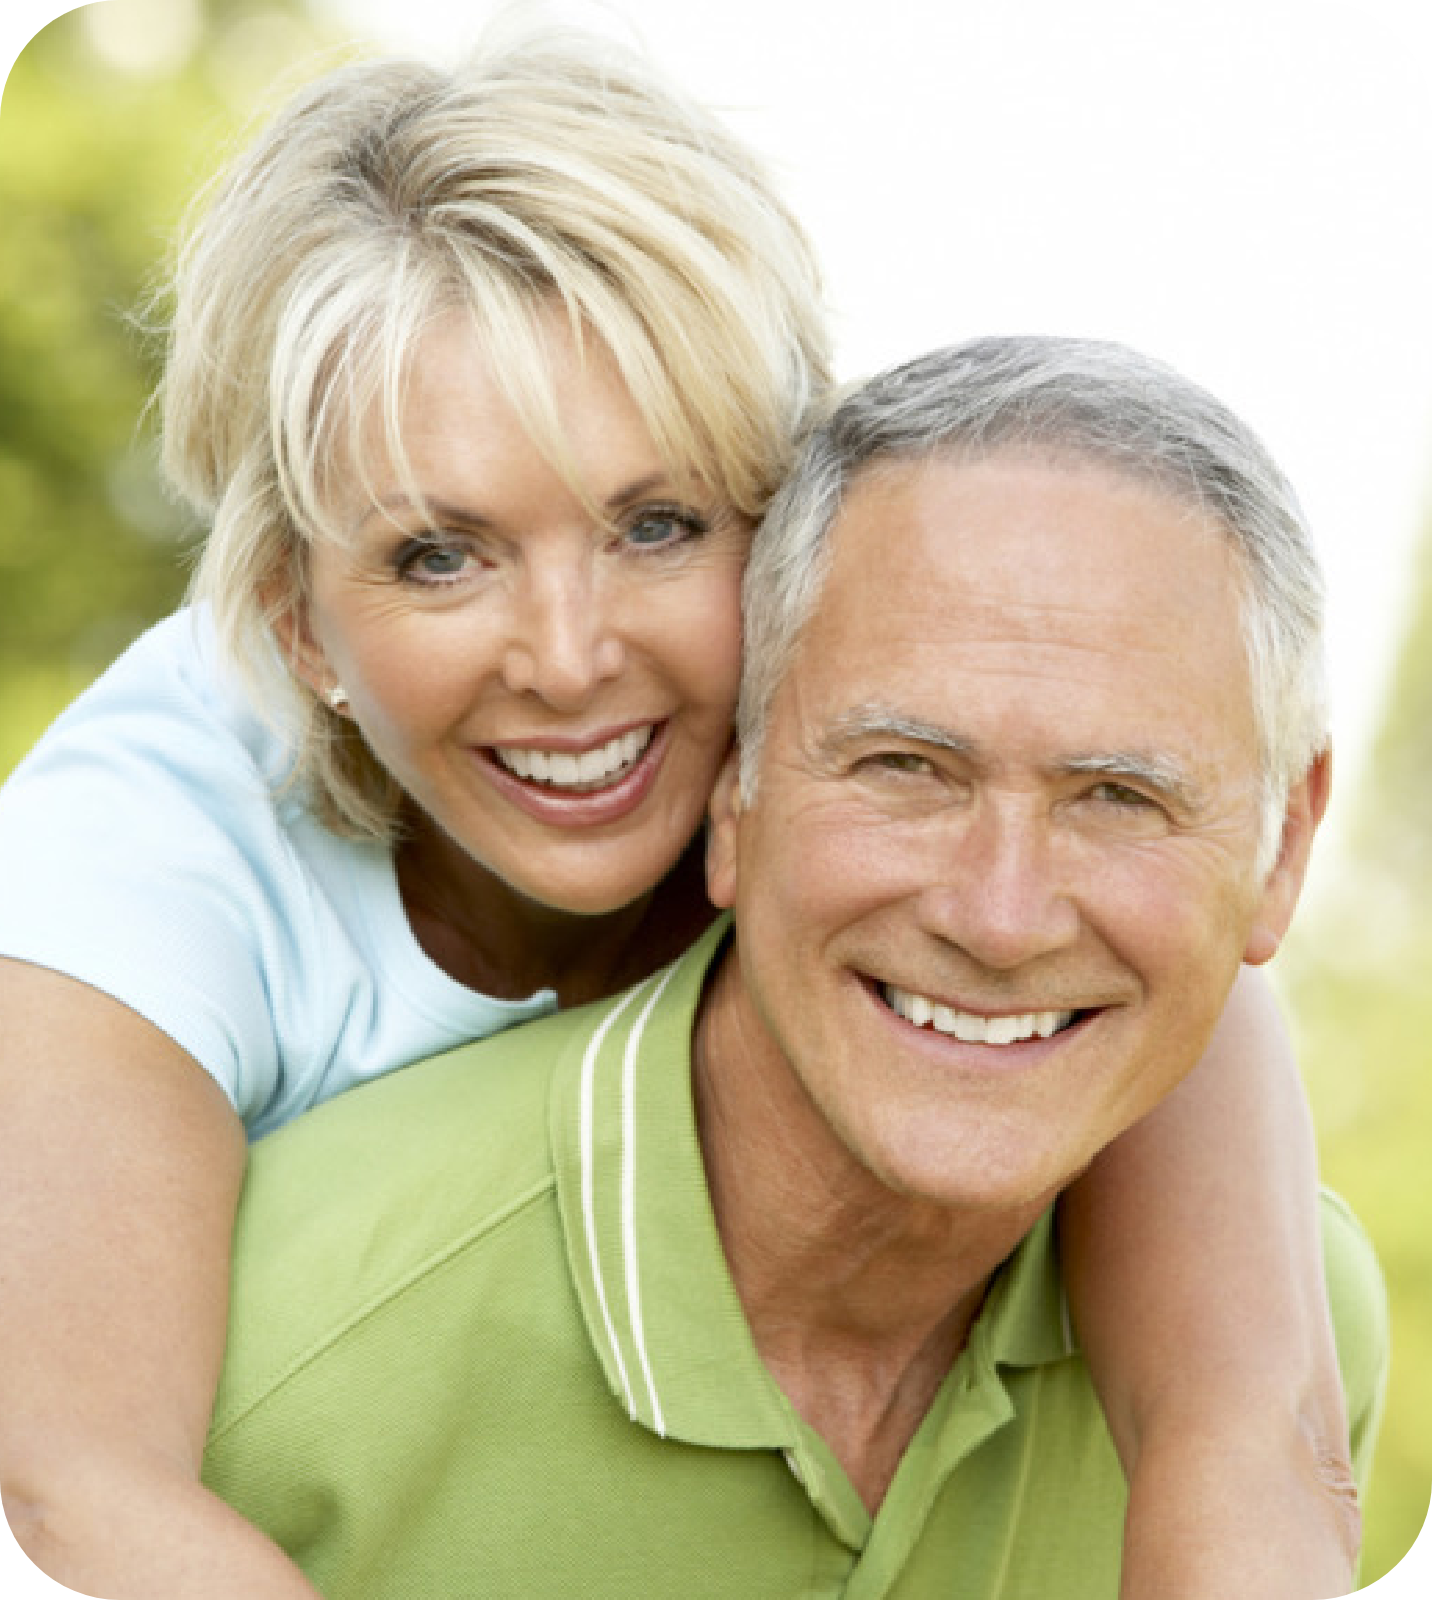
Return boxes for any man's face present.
[707,452,1326,1217]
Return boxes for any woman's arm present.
[0,959,323,1599]
[1060,964,1360,1600]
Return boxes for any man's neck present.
[692,945,1047,1512]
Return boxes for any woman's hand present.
[1061,964,1359,1599]
[0,959,323,1599]
[1118,1402,1359,1599]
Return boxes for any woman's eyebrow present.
[603,471,681,511]
[352,493,491,536]
[352,472,684,537]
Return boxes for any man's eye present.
[1089,782,1156,810]
[866,752,938,778]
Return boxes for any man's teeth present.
[883,986,1074,1045]
[495,726,655,790]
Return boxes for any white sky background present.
[311,0,1432,846]
[5,0,1432,877]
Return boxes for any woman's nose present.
[500,563,626,709]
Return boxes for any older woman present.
[0,26,1356,1600]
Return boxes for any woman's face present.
[293,310,748,917]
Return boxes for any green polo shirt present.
[203,920,1387,1598]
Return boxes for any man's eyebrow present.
[1060,752,1202,809]
[825,709,1204,807]
[825,705,977,757]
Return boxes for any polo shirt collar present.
[549,915,1076,1461]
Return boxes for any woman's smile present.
[487,722,656,790]
[294,305,747,917]
[476,720,671,828]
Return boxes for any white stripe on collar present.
[620,963,681,1437]
[578,982,649,1420]
[578,962,681,1434]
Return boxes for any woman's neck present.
[393,814,716,1009]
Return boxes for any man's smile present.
[880,984,1081,1045]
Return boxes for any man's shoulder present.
[254,989,606,1150]
[214,997,621,1429]
[243,997,585,1194]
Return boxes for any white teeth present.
[884,986,1074,1046]
[494,726,655,791]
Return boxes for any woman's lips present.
[476,720,669,827]
[490,724,656,790]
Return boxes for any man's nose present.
[501,560,626,709]
[916,798,1081,971]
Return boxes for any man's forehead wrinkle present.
[928,595,1198,653]
[828,580,1196,664]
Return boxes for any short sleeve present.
[0,613,310,1119]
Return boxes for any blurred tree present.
[1352,538,1432,893]
[0,0,332,770]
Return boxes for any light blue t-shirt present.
[0,608,557,1139]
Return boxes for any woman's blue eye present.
[624,508,707,549]
[397,539,471,584]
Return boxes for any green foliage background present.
[1,2,1427,1587]
[0,0,337,772]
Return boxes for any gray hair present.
[739,336,1327,867]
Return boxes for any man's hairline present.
[736,444,1311,884]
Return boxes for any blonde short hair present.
[164,27,830,837]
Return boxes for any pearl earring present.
[326,684,349,712]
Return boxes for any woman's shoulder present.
[11,605,299,795]
[0,607,378,1125]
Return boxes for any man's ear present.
[705,746,744,911]
[1244,746,1332,966]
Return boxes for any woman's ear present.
[264,581,331,701]
[705,748,744,911]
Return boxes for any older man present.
[202,338,1385,1598]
